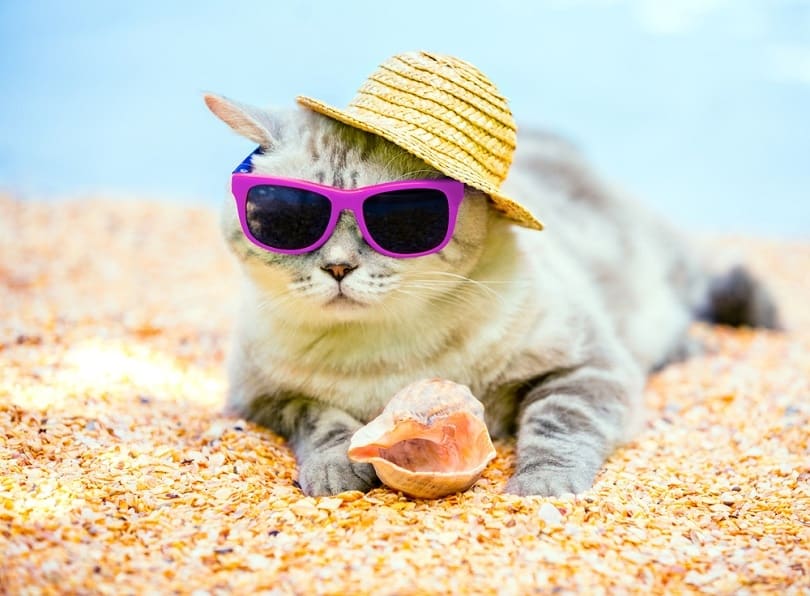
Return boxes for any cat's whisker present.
[415,270,507,296]
[416,270,517,286]
[255,289,298,314]
[404,272,512,305]
[398,286,503,310]
[435,273,529,300]
[392,286,487,310]
[389,288,439,305]
[408,278,531,285]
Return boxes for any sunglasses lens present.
[245,185,331,250]
[363,189,449,255]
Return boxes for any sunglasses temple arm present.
[232,146,265,174]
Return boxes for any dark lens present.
[362,189,449,255]
[245,185,331,250]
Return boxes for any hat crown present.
[345,51,517,188]
[297,51,543,230]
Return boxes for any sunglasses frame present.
[231,147,465,258]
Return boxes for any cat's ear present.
[203,93,277,149]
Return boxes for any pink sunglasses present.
[231,147,465,258]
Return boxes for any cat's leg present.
[506,355,643,496]
[225,335,380,496]
[246,393,380,496]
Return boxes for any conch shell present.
[348,378,496,499]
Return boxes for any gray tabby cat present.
[204,94,779,497]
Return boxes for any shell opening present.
[352,413,492,476]
[377,427,462,473]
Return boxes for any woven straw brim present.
[296,96,543,231]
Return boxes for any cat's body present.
[207,97,778,496]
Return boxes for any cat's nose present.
[321,262,357,282]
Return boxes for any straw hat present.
[297,51,543,230]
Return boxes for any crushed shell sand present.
[1,195,808,595]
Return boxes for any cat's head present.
[205,94,511,326]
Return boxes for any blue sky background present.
[1,0,808,237]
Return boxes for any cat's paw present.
[504,465,597,497]
[297,446,380,496]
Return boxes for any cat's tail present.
[700,265,781,330]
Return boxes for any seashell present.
[348,378,496,499]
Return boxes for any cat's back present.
[504,128,656,282]
[504,128,705,371]
[505,129,648,233]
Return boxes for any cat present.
[204,93,780,497]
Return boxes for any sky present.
[1,0,808,237]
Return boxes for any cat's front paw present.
[504,464,597,497]
[297,445,380,496]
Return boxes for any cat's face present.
[217,106,493,326]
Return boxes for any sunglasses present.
[231,147,465,258]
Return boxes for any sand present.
[1,195,808,594]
